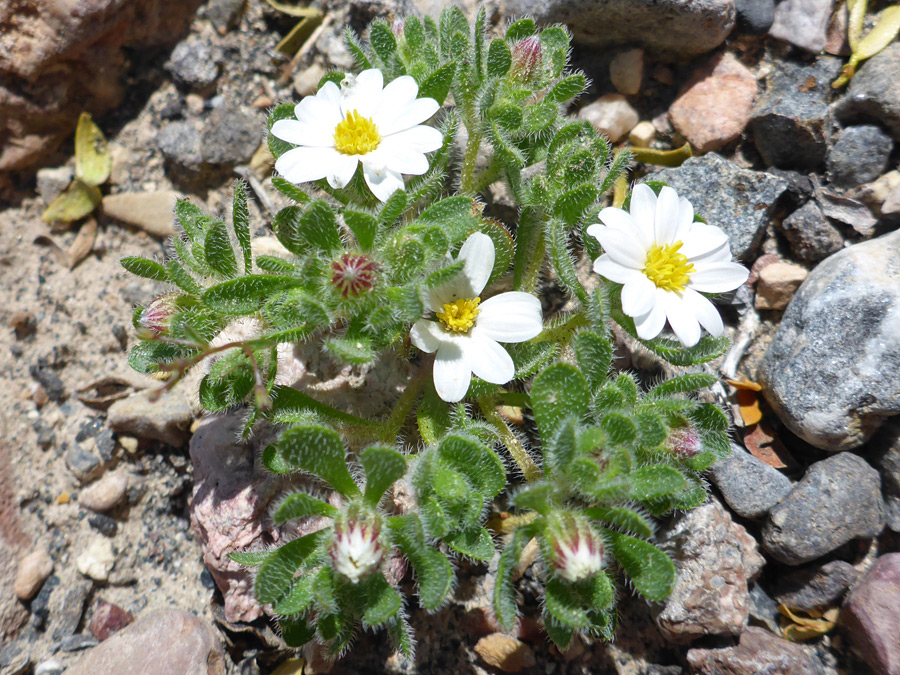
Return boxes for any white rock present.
[77,537,116,581]
[14,549,54,601]
[628,121,656,147]
[578,93,639,143]
[79,471,128,512]
[610,48,644,95]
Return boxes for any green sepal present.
[362,574,402,627]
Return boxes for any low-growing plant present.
[121,10,747,658]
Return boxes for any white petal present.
[598,207,651,248]
[629,183,657,233]
[672,197,694,242]
[316,81,341,107]
[341,69,384,119]
[374,75,421,123]
[654,186,681,244]
[467,334,515,384]
[383,125,443,153]
[361,163,404,202]
[410,319,445,353]
[275,146,339,184]
[475,292,543,342]
[688,262,749,293]
[326,153,360,189]
[371,140,429,175]
[693,241,733,264]
[663,291,701,347]
[682,288,724,337]
[271,119,335,148]
[620,275,657,317]
[679,224,730,259]
[377,98,440,136]
[592,254,644,283]
[458,232,495,298]
[294,91,342,130]
[592,227,648,268]
[433,343,471,402]
[633,292,666,340]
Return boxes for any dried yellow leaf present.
[856,6,900,60]
[630,142,693,168]
[847,0,868,52]
[265,0,322,18]
[41,179,101,223]
[74,112,111,187]
[778,604,839,641]
[275,14,324,56]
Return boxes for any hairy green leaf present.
[262,424,360,497]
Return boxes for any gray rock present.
[842,553,900,675]
[499,0,735,55]
[107,388,193,447]
[166,35,221,89]
[66,610,226,675]
[200,105,261,166]
[762,453,885,565]
[655,499,765,642]
[769,0,832,52]
[157,121,203,169]
[35,166,74,204]
[48,579,91,641]
[710,442,793,519]
[204,0,245,31]
[835,43,900,139]
[64,443,103,483]
[827,125,893,189]
[749,57,843,169]
[747,582,781,633]
[869,420,900,532]
[687,626,826,675]
[735,0,774,34]
[645,153,789,260]
[774,560,859,611]
[758,230,900,450]
[778,200,844,263]
[0,637,32,675]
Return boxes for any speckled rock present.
[499,0,735,54]
[769,0,832,52]
[166,34,221,89]
[749,57,842,169]
[735,0,774,34]
[709,443,793,519]
[870,420,900,532]
[76,536,116,581]
[827,125,893,189]
[200,105,261,166]
[758,230,900,450]
[655,499,765,642]
[668,52,758,153]
[645,153,789,259]
[842,553,900,675]
[778,200,844,263]
[687,626,826,674]
[755,261,808,310]
[835,43,900,139]
[67,610,226,675]
[762,453,885,565]
[775,560,859,612]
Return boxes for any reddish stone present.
[89,600,134,642]
[842,553,900,675]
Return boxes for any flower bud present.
[330,516,383,583]
[667,425,703,459]
[546,513,604,583]
[391,19,405,38]
[510,36,543,83]
[138,294,180,337]
[331,253,377,299]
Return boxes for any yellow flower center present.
[436,297,481,333]
[643,242,695,292]
[333,110,381,155]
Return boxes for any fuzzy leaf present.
[299,201,342,253]
[445,527,495,561]
[369,20,397,63]
[262,424,360,497]
[416,382,450,445]
[279,616,316,647]
[599,413,636,445]
[584,506,654,538]
[74,112,111,187]
[531,363,590,438]
[205,221,238,278]
[648,373,718,398]
[629,465,687,501]
[511,482,555,515]
[547,74,587,104]
[389,515,452,610]
[228,550,270,567]
[344,209,379,250]
[267,103,297,159]
[42,180,100,223]
[362,574,402,627]
[255,531,324,605]
[607,531,675,602]
[573,331,612,391]
[128,341,195,375]
[553,184,599,225]
[232,180,252,272]
[271,177,311,204]
[493,527,532,630]
[324,335,374,365]
[523,101,557,135]
[203,275,300,314]
[545,578,590,630]
[548,221,586,301]
[404,17,427,54]
[544,614,574,650]
[199,351,254,410]
[419,62,456,106]
[361,445,407,506]
[438,435,506,499]
[167,260,204,295]
[508,340,558,379]
[691,402,729,433]
[487,39,511,76]
[344,27,373,70]
[506,17,536,41]
[273,572,316,615]
[273,492,339,524]
[120,256,169,282]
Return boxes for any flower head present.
[546,513,604,583]
[409,232,543,402]
[330,516,384,584]
[588,184,749,347]
[667,424,704,458]
[270,69,442,202]
[510,36,544,83]
[138,294,181,337]
[331,253,377,298]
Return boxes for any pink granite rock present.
[687,626,824,674]
[842,553,900,675]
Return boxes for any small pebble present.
[609,48,643,96]
[474,633,536,673]
[755,262,808,310]
[294,63,326,97]
[34,660,64,675]
[118,435,139,454]
[88,514,118,537]
[89,600,134,641]
[65,443,103,483]
[827,124,893,189]
[14,549,54,601]
[578,93,639,143]
[77,537,116,581]
[79,471,128,512]
[628,121,656,147]
[101,190,181,238]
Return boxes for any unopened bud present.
[138,294,180,337]
[391,19,405,38]
[510,36,543,83]
[330,516,383,583]
[667,425,703,459]
[547,513,603,583]
[331,253,377,298]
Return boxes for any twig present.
[719,308,760,380]
[276,13,335,87]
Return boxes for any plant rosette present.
[271,69,443,201]
[588,184,749,347]
[410,232,543,402]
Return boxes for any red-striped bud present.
[546,513,604,583]
[511,36,543,83]
[331,253,377,299]
[330,516,383,583]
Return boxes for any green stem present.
[477,396,541,482]
[460,130,483,194]
[382,357,431,443]
[531,312,587,345]
[472,157,502,194]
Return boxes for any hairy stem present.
[531,311,587,345]
[382,357,432,443]
[478,396,541,482]
[459,130,483,194]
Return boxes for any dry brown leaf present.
[743,423,799,470]
[76,375,146,410]
[33,235,69,267]
[67,217,97,269]
[779,604,839,641]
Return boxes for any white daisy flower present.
[270,69,443,202]
[410,232,543,403]
[588,184,749,348]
